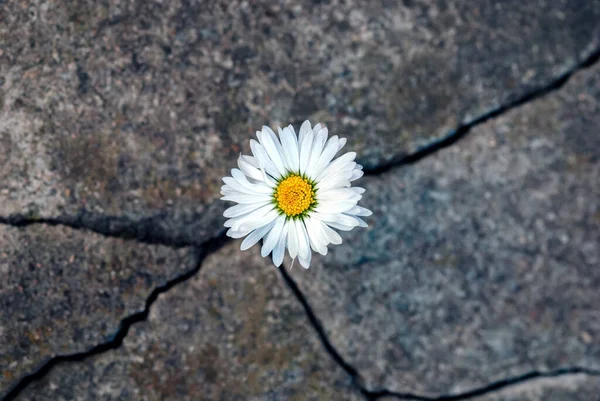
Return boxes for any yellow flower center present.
[274,175,316,217]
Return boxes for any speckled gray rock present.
[15,242,362,401]
[290,63,600,394]
[0,224,195,396]
[1,0,599,227]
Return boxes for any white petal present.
[299,127,314,175]
[313,123,322,133]
[231,169,273,193]
[304,217,328,255]
[313,135,339,176]
[223,201,271,218]
[222,178,254,195]
[241,155,260,167]
[272,223,288,267]
[350,169,364,181]
[313,212,360,228]
[258,127,287,176]
[298,120,312,146]
[287,124,296,136]
[317,188,362,202]
[295,219,311,261]
[314,162,356,185]
[261,215,286,257]
[279,126,300,172]
[223,175,272,195]
[324,221,355,231]
[347,205,372,217]
[315,200,357,214]
[298,252,311,269]
[238,155,264,181]
[240,219,276,251]
[287,219,299,259]
[317,219,343,245]
[355,217,368,227]
[316,171,354,191]
[337,137,347,152]
[315,152,356,182]
[221,194,272,204]
[226,227,252,239]
[227,204,274,230]
[250,139,280,179]
[238,208,280,232]
[305,127,328,178]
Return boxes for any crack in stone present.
[0,231,229,401]
[0,209,218,248]
[1,44,600,401]
[278,264,366,389]
[278,264,600,401]
[363,367,600,401]
[2,47,600,250]
[362,45,600,175]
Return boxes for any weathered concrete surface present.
[0,224,196,396]
[14,242,362,401]
[291,63,600,394]
[1,0,599,227]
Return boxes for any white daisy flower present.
[221,120,372,269]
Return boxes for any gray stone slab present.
[1,0,599,226]
[290,64,600,394]
[0,224,196,396]
[14,242,363,401]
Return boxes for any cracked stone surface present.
[290,62,600,395]
[2,0,600,399]
[475,375,600,401]
[0,224,195,396]
[379,374,600,401]
[1,0,599,229]
[13,242,362,401]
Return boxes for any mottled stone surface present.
[291,63,600,394]
[1,0,599,225]
[14,242,362,401]
[0,224,195,396]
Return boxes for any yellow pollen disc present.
[275,175,316,217]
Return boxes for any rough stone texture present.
[291,63,600,394]
[0,224,196,396]
[14,242,362,401]
[1,0,599,227]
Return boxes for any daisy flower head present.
[221,121,372,269]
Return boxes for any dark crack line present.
[365,367,600,401]
[278,264,370,395]
[279,265,600,401]
[0,210,207,248]
[363,45,600,175]
[3,47,600,249]
[1,43,599,401]
[1,231,229,401]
